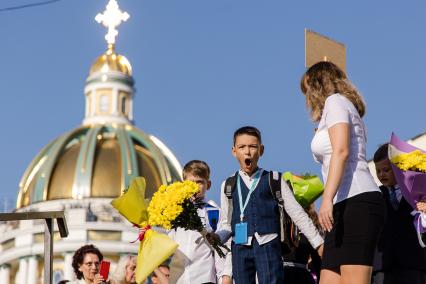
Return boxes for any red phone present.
[99,260,110,281]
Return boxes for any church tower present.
[0,1,182,283]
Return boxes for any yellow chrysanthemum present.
[147,180,199,229]
[391,150,426,172]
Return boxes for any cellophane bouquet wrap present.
[389,133,426,247]
[283,172,324,207]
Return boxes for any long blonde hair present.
[300,61,366,122]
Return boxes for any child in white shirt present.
[168,160,226,284]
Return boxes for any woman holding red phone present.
[70,244,109,284]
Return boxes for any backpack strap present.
[224,172,238,199]
[268,171,286,242]
[269,171,283,205]
[268,171,300,249]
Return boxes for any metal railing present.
[0,211,68,284]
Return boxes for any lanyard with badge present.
[234,170,261,244]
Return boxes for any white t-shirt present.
[311,93,379,204]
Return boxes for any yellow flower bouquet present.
[148,180,229,258]
[148,180,201,230]
[111,177,228,283]
[391,149,426,172]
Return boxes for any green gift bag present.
[283,172,324,207]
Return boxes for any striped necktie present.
[389,186,399,210]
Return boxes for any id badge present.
[234,222,248,244]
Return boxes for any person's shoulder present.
[324,93,347,107]
[265,169,282,174]
[378,185,387,193]
[325,93,341,101]
[206,199,220,209]
[222,170,243,187]
[223,171,238,181]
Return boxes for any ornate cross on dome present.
[95,0,130,47]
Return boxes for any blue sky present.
[1,0,425,209]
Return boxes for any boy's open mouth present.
[244,158,252,166]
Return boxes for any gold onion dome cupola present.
[90,44,132,76]
[16,0,183,209]
[16,124,182,209]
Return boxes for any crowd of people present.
[59,244,169,284]
[60,62,426,284]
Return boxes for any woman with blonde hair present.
[109,255,137,284]
[300,61,386,284]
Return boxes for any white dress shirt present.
[216,169,324,249]
[168,205,217,284]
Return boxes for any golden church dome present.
[89,45,132,76]
[17,124,182,209]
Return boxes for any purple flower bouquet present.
[389,133,426,247]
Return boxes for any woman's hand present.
[319,198,334,232]
[416,201,426,213]
[93,274,105,284]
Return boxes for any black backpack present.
[224,171,300,253]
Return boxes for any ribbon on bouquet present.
[131,225,152,243]
[411,211,426,248]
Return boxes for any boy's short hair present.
[182,160,210,180]
[233,126,262,145]
[158,263,170,270]
[374,143,389,163]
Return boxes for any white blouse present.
[311,93,379,204]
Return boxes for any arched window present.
[100,95,109,113]
[121,96,126,114]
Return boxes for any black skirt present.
[322,191,386,269]
[283,266,316,284]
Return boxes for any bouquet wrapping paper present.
[389,133,426,246]
[111,177,178,283]
[283,172,324,207]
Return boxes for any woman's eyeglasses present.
[84,262,100,267]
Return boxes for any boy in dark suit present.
[372,143,426,284]
[215,126,324,284]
